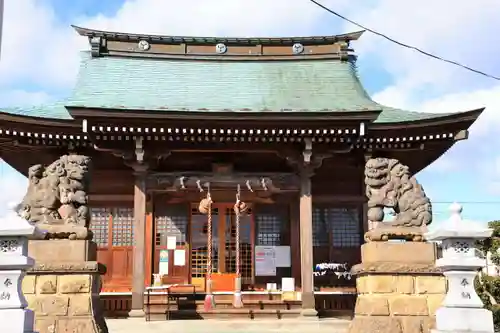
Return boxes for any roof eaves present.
[373,107,484,128]
[66,105,382,122]
[71,25,365,46]
[0,103,74,121]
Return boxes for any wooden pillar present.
[290,198,301,287]
[299,168,317,317]
[129,164,148,317]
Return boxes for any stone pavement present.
[106,318,351,333]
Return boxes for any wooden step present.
[147,308,303,321]
[146,299,301,312]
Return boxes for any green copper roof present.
[67,52,380,112]
[0,101,72,119]
[0,52,467,123]
[375,106,456,123]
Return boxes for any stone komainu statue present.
[16,154,92,240]
[364,157,432,241]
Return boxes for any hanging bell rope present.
[199,182,215,310]
[233,184,245,308]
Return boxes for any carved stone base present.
[36,224,92,240]
[348,242,445,333]
[22,258,108,333]
[364,226,425,242]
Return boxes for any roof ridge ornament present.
[292,43,304,55]
[215,43,227,54]
[138,40,150,51]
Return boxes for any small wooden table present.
[145,284,196,321]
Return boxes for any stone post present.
[0,203,44,333]
[425,203,494,333]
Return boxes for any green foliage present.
[475,220,500,330]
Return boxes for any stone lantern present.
[0,203,45,333]
[425,202,494,333]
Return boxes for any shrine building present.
[0,26,482,318]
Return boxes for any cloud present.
[0,0,84,89]
[0,163,27,217]
[0,89,55,107]
[349,0,500,93]
[0,0,350,93]
[346,0,500,132]
[373,84,500,137]
[340,0,500,194]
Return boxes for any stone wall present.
[355,274,445,331]
[22,262,107,333]
[21,240,108,333]
[348,242,445,333]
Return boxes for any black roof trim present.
[72,25,365,46]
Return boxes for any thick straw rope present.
[206,195,213,285]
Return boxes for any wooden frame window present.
[90,207,110,247]
[112,208,135,246]
[313,206,361,248]
[254,205,285,246]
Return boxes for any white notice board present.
[274,246,291,268]
[255,246,276,276]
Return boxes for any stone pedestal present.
[348,242,445,333]
[22,240,108,333]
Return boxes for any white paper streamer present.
[313,262,351,279]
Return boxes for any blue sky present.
[1,0,500,225]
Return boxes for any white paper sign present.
[174,249,186,266]
[159,250,169,275]
[274,246,291,268]
[166,236,177,250]
[255,246,276,276]
[282,277,295,292]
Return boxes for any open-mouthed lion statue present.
[364,157,432,241]
[16,154,92,240]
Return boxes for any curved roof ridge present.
[345,58,380,107]
[71,25,365,46]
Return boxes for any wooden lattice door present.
[189,204,255,291]
[89,207,134,292]
[153,204,190,285]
